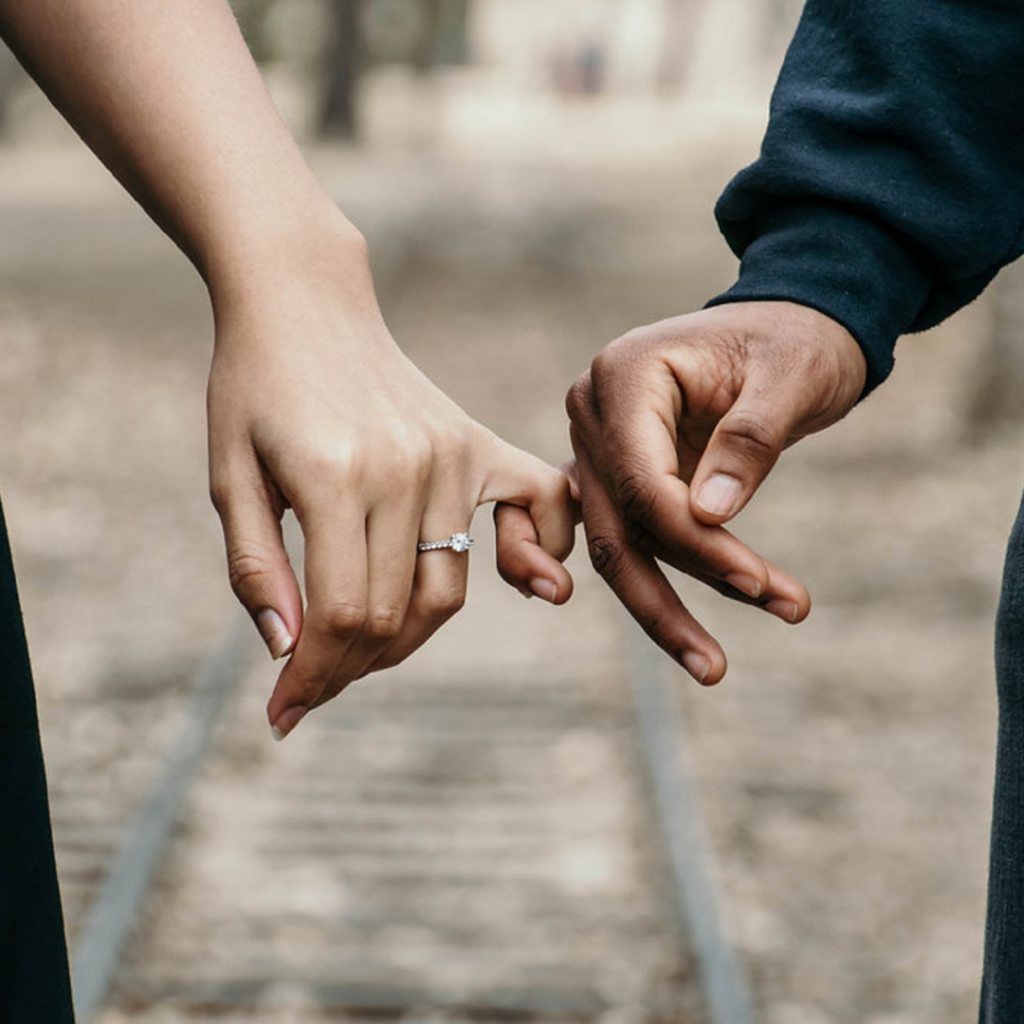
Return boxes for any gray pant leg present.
[981,493,1024,1022]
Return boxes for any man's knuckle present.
[615,471,658,523]
[590,348,613,386]
[589,351,622,402]
[720,411,782,460]
[623,515,657,555]
[587,534,625,581]
[598,328,642,365]
[565,372,594,421]
[592,328,654,381]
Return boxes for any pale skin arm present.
[0,0,575,738]
[566,300,867,684]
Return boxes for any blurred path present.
[0,75,1016,1022]
[99,559,704,1023]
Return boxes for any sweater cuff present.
[705,202,934,396]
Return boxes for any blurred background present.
[2,2,1024,1022]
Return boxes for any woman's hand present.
[0,0,575,739]
[208,230,574,740]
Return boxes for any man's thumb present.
[689,400,790,525]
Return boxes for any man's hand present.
[566,300,866,684]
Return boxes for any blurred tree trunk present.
[320,0,362,139]
[964,259,1024,444]
[431,0,469,66]
[415,0,468,72]
[404,0,469,72]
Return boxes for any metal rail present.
[69,612,753,1024]
[71,616,255,1024]
[626,623,755,1024]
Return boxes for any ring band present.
[417,532,474,554]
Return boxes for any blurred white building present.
[469,0,800,99]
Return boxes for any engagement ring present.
[417,532,474,554]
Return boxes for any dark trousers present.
[0,496,75,1022]
[982,491,1024,1022]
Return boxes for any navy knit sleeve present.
[706,0,1024,394]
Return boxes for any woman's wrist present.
[202,198,377,318]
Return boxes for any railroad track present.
[50,569,752,1024]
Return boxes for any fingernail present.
[530,577,558,603]
[257,608,293,660]
[682,651,710,684]
[271,705,307,742]
[696,474,743,517]
[766,599,800,624]
[726,572,762,599]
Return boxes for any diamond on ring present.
[417,532,475,554]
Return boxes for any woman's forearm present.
[0,0,367,304]
[0,0,579,738]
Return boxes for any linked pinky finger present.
[493,502,573,604]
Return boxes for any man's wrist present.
[709,201,933,397]
[693,300,867,416]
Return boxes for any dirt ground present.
[1,76,1019,1023]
